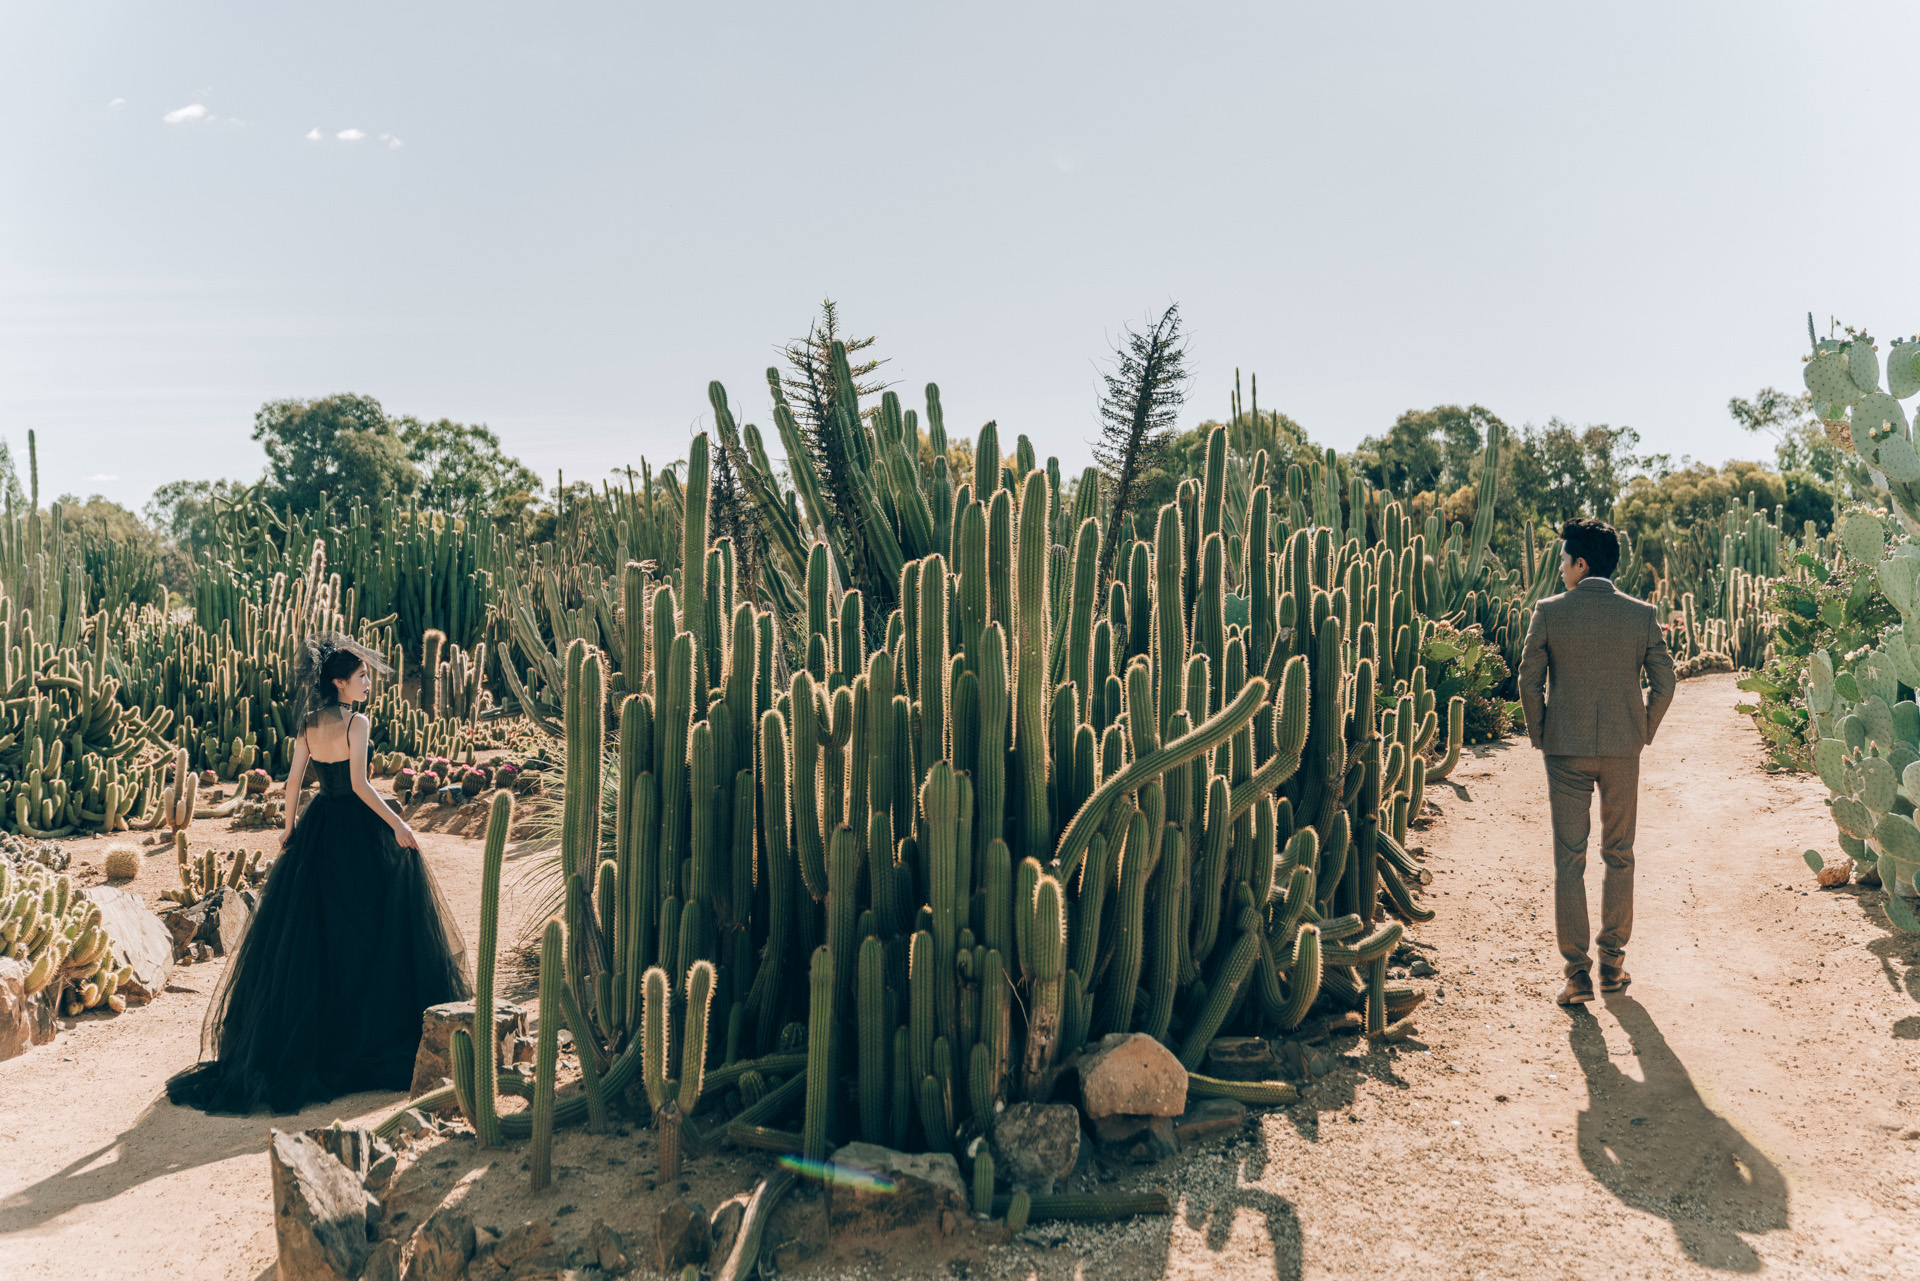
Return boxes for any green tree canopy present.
[1355,405,1505,498]
[252,393,420,514]
[396,416,543,514]
[145,478,250,562]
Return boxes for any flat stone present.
[0,959,30,1064]
[589,1218,631,1275]
[84,885,173,1003]
[1076,1032,1187,1119]
[410,998,529,1097]
[404,1203,476,1281]
[654,1197,708,1273]
[267,1129,374,1281]
[1409,957,1436,978]
[1205,1037,1278,1082]
[989,1102,1080,1193]
[827,1142,968,1234]
[1175,1097,1247,1148]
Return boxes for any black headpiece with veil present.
[290,631,393,726]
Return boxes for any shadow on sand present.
[0,1085,406,1239]
[1567,994,1788,1272]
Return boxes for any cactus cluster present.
[159,831,265,905]
[432,374,1476,1184]
[0,597,173,837]
[1791,322,1920,921]
[1805,508,1920,907]
[0,857,129,1014]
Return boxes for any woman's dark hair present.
[312,649,366,719]
[292,631,392,725]
[1561,517,1621,579]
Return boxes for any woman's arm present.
[282,731,309,847]
[349,713,419,849]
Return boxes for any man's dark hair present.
[1561,517,1620,579]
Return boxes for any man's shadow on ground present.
[1567,994,1788,1272]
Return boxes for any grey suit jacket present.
[1518,578,1677,757]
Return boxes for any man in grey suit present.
[1518,517,1677,1006]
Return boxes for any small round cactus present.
[102,844,141,881]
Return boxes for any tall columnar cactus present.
[530,916,563,1191]
[394,399,1473,1170]
[803,945,834,1161]
[472,789,513,1148]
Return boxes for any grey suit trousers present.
[1545,753,1639,978]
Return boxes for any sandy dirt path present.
[2,675,1916,1280]
[0,820,552,1281]
[1145,673,1919,1281]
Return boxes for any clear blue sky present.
[5,1,1917,513]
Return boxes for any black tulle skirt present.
[166,771,471,1115]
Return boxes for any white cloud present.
[336,128,365,142]
[108,98,125,110]
[163,103,207,124]
[304,127,322,141]
[379,133,403,150]
[86,473,120,483]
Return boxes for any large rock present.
[158,899,210,959]
[0,958,30,1063]
[1076,1032,1187,1119]
[989,1102,1080,1193]
[827,1142,968,1233]
[207,886,252,957]
[410,998,528,1097]
[84,886,174,1003]
[267,1129,375,1281]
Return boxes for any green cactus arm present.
[679,959,717,1112]
[557,964,609,1134]
[1054,675,1269,884]
[990,1192,1170,1221]
[1187,1072,1298,1105]
[1275,923,1322,1030]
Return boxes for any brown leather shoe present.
[1557,973,1595,1005]
[1599,963,1631,993]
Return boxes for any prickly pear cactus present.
[1802,493,1920,908]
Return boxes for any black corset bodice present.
[313,758,355,797]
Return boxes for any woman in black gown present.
[167,634,471,1114]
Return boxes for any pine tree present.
[1093,304,1189,588]
[780,300,895,610]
